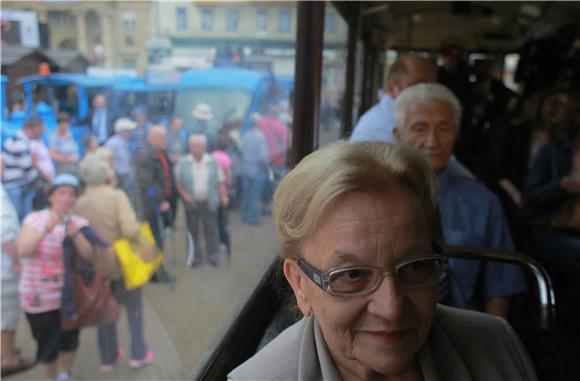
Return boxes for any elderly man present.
[393,83,527,317]
[350,54,436,142]
[175,135,228,267]
[134,125,177,251]
[105,118,137,193]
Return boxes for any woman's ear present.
[283,259,312,316]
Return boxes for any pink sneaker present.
[129,350,154,369]
[100,348,125,373]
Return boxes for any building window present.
[256,9,267,31]
[325,11,337,34]
[176,7,188,31]
[226,8,239,32]
[277,9,291,33]
[49,11,69,27]
[122,11,137,30]
[125,36,135,47]
[122,58,137,69]
[201,8,213,30]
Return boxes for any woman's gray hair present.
[394,83,462,127]
[79,157,112,186]
[273,140,440,260]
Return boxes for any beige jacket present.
[74,185,141,278]
[228,304,538,381]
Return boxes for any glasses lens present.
[397,257,443,287]
[329,268,376,294]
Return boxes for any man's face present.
[171,117,183,131]
[189,140,206,161]
[394,101,458,174]
[148,128,167,151]
[31,123,45,139]
[390,58,437,98]
[93,95,106,109]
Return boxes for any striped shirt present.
[1,130,38,188]
[18,210,89,313]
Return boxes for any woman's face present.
[285,186,437,379]
[49,185,77,214]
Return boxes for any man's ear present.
[392,126,401,141]
[386,80,400,98]
[283,259,312,316]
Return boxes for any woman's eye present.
[345,269,364,279]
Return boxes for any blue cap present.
[49,173,79,194]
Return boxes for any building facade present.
[2,1,153,74]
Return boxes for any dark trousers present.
[185,201,219,264]
[217,205,231,255]
[97,283,147,363]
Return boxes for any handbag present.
[61,227,120,330]
[113,222,163,290]
[61,268,120,330]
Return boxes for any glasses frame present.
[294,244,448,297]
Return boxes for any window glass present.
[318,3,348,147]
[226,8,239,32]
[256,9,268,31]
[277,9,291,33]
[0,1,296,379]
[176,6,188,31]
[122,10,136,30]
[201,7,213,30]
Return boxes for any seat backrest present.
[443,244,556,329]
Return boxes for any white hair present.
[188,134,207,146]
[394,83,462,127]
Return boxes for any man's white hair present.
[394,83,462,127]
[188,134,207,146]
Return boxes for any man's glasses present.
[295,249,447,297]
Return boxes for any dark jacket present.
[82,107,116,143]
[524,137,574,222]
[134,146,177,220]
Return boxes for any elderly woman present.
[74,158,153,372]
[18,174,93,381]
[229,141,537,380]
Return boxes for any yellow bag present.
[113,223,163,290]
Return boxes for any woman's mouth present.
[362,328,413,344]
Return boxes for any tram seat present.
[197,246,579,380]
[443,246,580,380]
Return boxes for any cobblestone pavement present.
[7,204,279,381]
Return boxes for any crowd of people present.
[0,94,292,379]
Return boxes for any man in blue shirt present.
[393,83,527,317]
[350,54,436,142]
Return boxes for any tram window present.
[1,1,296,379]
[318,2,348,147]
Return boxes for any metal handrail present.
[442,244,557,330]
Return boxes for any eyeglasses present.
[295,250,447,297]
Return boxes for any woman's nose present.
[366,275,407,320]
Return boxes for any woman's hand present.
[68,220,94,262]
[45,211,61,233]
[66,218,80,236]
